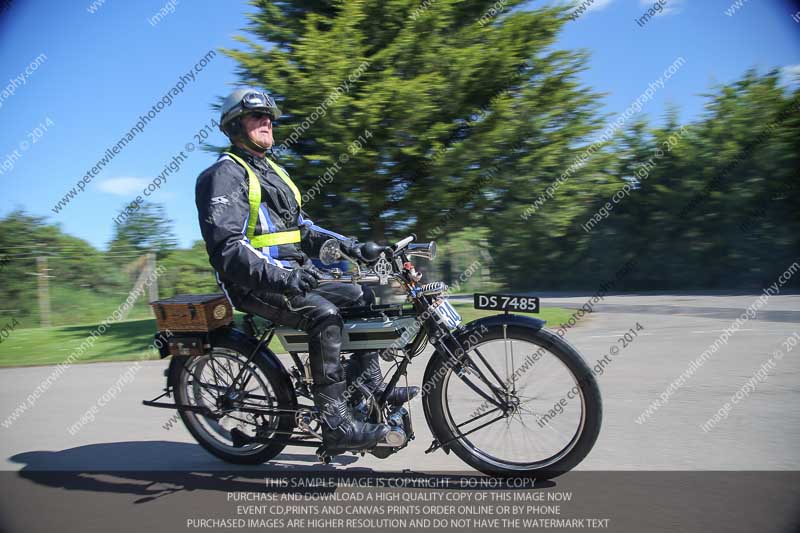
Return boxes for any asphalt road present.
[1,293,798,473]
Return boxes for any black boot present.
[346,351,420,405]
[314,381,390,453]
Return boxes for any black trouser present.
[230,283,374,386]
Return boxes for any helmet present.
[219,89,281,135]
[219,88,282,151]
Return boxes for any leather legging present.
[232,283,374,386]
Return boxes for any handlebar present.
[392,234,415,252]
[284,234,423,298]
[317,273,382,284]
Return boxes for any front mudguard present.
[420,313,546,454]
[460,313,546,335]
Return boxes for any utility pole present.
[147,252,158,302]
[36,256,51,328]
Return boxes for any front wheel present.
[425,324,601,479]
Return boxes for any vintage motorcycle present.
[144,235,601,479]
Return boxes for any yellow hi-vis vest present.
[223,151,303,248]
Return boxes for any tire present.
[167,333,296,465]
[424,324,602,479]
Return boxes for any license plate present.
[474,294,540,313]
[433,298,462,330]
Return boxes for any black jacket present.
[195,146,347,295]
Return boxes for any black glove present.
[304,263,326,279]
[341,239,388,263]
[283,267,321,297]
[340,238,364,261]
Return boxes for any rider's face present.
[241,112,273,150]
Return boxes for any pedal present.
[315,446,332,464]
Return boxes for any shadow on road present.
[9,440,360,470]
[7,441,554,504]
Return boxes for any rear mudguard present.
[420,313,546,453]
[167,325,297,409]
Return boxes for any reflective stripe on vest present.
[223,151,302,248]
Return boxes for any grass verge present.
[0,305,574,367]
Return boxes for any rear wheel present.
[425,324,601,479]
[167,335,295,464]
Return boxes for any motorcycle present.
[144,235,601,479]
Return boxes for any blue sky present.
[1,0,798,250]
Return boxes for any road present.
[1,292,798,473]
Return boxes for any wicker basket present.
[150,294,233,332]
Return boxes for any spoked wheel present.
[167,336,295,464]
[425,325,601,479]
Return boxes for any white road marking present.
[586,328,793,338]
[691,329,756,334]
[588,333,653,338]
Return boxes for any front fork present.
[431,332,513,414]
[421,317,522,455]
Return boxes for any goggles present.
[241,91,279,118]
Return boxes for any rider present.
[195,88,419,454]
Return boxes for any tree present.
[223,3,799,290]
[0,210,121,325]
[576,71,800,289]
[224,0,604,244]
[159,241,220,297]
[108,202,177,260]
[674,71,800,288]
